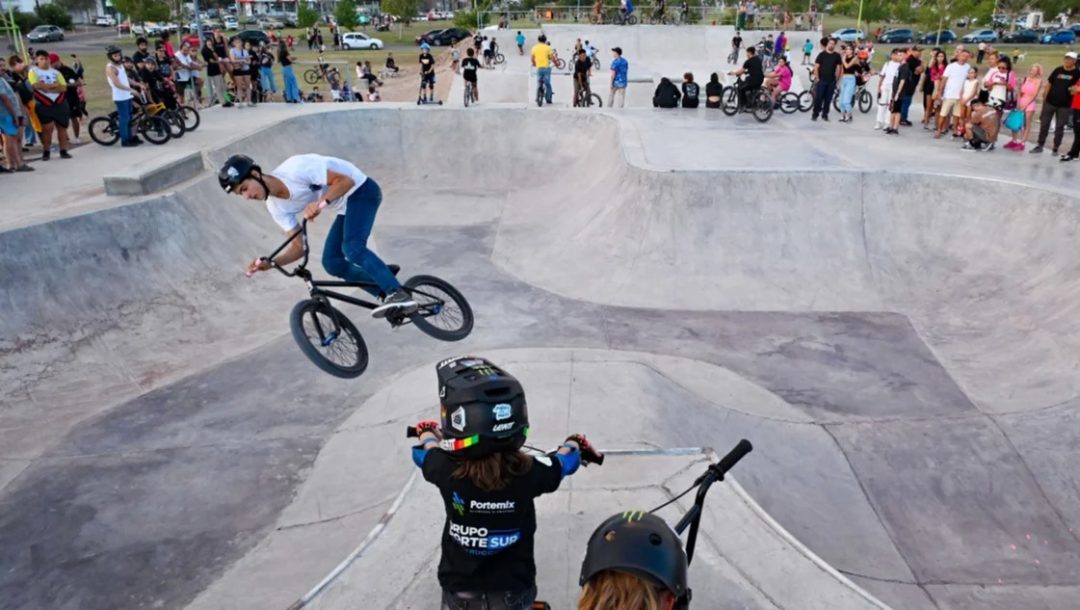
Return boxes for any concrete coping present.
[102,150,205,197]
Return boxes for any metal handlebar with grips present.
[673,439,753,566]
[407,426,604,466]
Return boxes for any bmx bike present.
[721,76,774,122]
[257,219,473,378]
[464,79,476,107]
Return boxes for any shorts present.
[463,73,477,83]
[939,98,959,118]
[889,98,903,113]
[421,71,435,86]
[34,100,70,127]
[483,49,492,58]
[0,114,17,136]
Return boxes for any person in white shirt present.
[875,49,901,130]
[935,50,971,137]
[219,154,417,318]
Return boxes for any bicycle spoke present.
[411,285,464,331]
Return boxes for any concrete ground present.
[2,25,1080,610]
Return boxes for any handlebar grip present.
[715,439,753,478]
[406,426,418,438]
[581,447,605,466]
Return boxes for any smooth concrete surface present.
[2,41,1079,610]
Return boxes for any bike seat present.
[388,264,400,276]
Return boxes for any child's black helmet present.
[579,511,689,598]
[436,356,528,456]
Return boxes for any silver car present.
[27,25,64,42]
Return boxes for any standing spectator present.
[774,31,786,61]
[1007,64,1043,150]
[229,37,253,107]
[976,41,986,64]
[935,50,970,138]
[875,46,901,130]
[837,44,858,123]
[160,32,176,59]
[173,41,201,107]
[957,66,980,136]
[451,39,461,73]
[286,34,295,50]
[133,37,152,65]
[27,50,71,160]
[0,63,31,171]
[1060,76,1080,161]
[922,50,946,129]
[52,53,84,144]
[983,55,1016,108]
[258,44,277,102]
[1030,51,1079,155]
[681,72,699,108]
[811,37,840,121]
[899,47,922,125]
[886,48,916,134]
[7,56,39,150]
[202,37,226,107]
[278,41,301,103]
[802,38,813,66]
[609,47,628,108]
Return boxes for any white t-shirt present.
[265,154,368,231]
[942,61,969,99]
[879,60,900,93]
[175,51,193,81]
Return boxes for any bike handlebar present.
[246,202,328,278]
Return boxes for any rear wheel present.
[163,110,186,138]
[140,116,172,144]
[403,275,474,342]
[779,91,800,113]
[89,116,119,146]
[858,89,873,113]
[290,299,369,378]
[798,90,813,112]
[495,52,505,64]
[752,90,773,122]
[179,105,200,131]
[627,15,638,25]
[303,68,319,84]
[721,86,739,115]
[588,93,602,107]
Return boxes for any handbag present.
[1004,109,1025,132]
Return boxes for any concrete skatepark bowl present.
[2,29,1080,610]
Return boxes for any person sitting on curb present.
[653,77,680,108]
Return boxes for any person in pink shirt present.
[1005,63,1042,150]
[765,56,793,107]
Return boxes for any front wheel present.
[495,53,505,64]
[140,115,172,144]
[752,90,773,122]
[858,89,873,113]
[403,275,474,342]
[778,91,800,113]
[588,93,602,107]
[289,299,369,378]
[721,86,739,116]
[627,15,638,25]
[536,84,543,107]
[89,116,119,146]
[554,57,566,70]
[303,68,320,84]
[179,105,200,131]
[797,90,813,112]
[163,110,186,138]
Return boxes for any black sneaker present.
[1029,145,1043,154]
[59,150,72,159]
[1061,154,1078,162]
[372,289,418,319]
[40,151,50,161]
[900,120,913,126]
[223,102,234,108]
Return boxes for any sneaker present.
[40,151,50,161]
[1060,154,1078,162]
[900,120,913,126]
[1052,148,1059,155]
[962,143,975,150]
[59,150,72,159]
[985,143,995,151]
[821,116,829,121]
[1029,145,1043,154]
[71,136,81,145]
[371,289,418,319]
[1013,143,1025,151]
[811,115,818,121]
[874,122,883,130]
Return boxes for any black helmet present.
[579,512,688,598]
[436,356,528,455]
[105,45,121,58]
[538,34,547,43]
[218,154,261,194]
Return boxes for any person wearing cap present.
[1031,51,1080,155]
[609,47,628,108]
[104,46,143,147]
[578,511,688,610]
[27,50,71,161]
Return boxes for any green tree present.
[54,0,99,25]
[381,0,421,24]
[912,0,992,37]
[335,0,359,29]
[111,0,171,25]
[34,4,73,29]
[298,4,319,28]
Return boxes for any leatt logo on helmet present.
[451,406,467,431]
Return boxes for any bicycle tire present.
[589,93,602,107]
[798,90,813,112]
[495,53,505,64]
[592,57,601,70]
[403,275,474,342]
[179,105,200,131]
[140,115,172,145]
[554,57,565,70]
[779,92,800,114]
[163,110,186,138]
[832,90,841,112]
[289,299,369,378]
[89,116,119,146]
[752,90,773,122]
[721,86,739,116]
[464,82,472,107]
[536,84,543,107]
[303,69,320,84]
[858,89,873,113]
[627,15,638,25]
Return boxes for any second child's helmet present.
[580,512,689,599]
[437,356,528,456]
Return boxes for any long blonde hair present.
[579,570,666,610]
[451,449,533,493]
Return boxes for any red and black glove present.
[565,433,604,466]
[416,420,441,435]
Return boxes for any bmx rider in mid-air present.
[219,153,417,319]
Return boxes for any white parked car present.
[94,15,117,27]
[223,16,239,30]
[342,32,384,50]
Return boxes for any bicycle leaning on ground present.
[252,217,473,378]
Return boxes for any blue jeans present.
[115,98,132,143]
[321,178,401,298]
[282,64,300,102]
[260,66,277,93]
[537,67,552,103]
[838,75,856,113]
[900,94,914,121]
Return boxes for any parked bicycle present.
[256,219,473,378]
[88,95,199,146]
[833,81,874,113]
